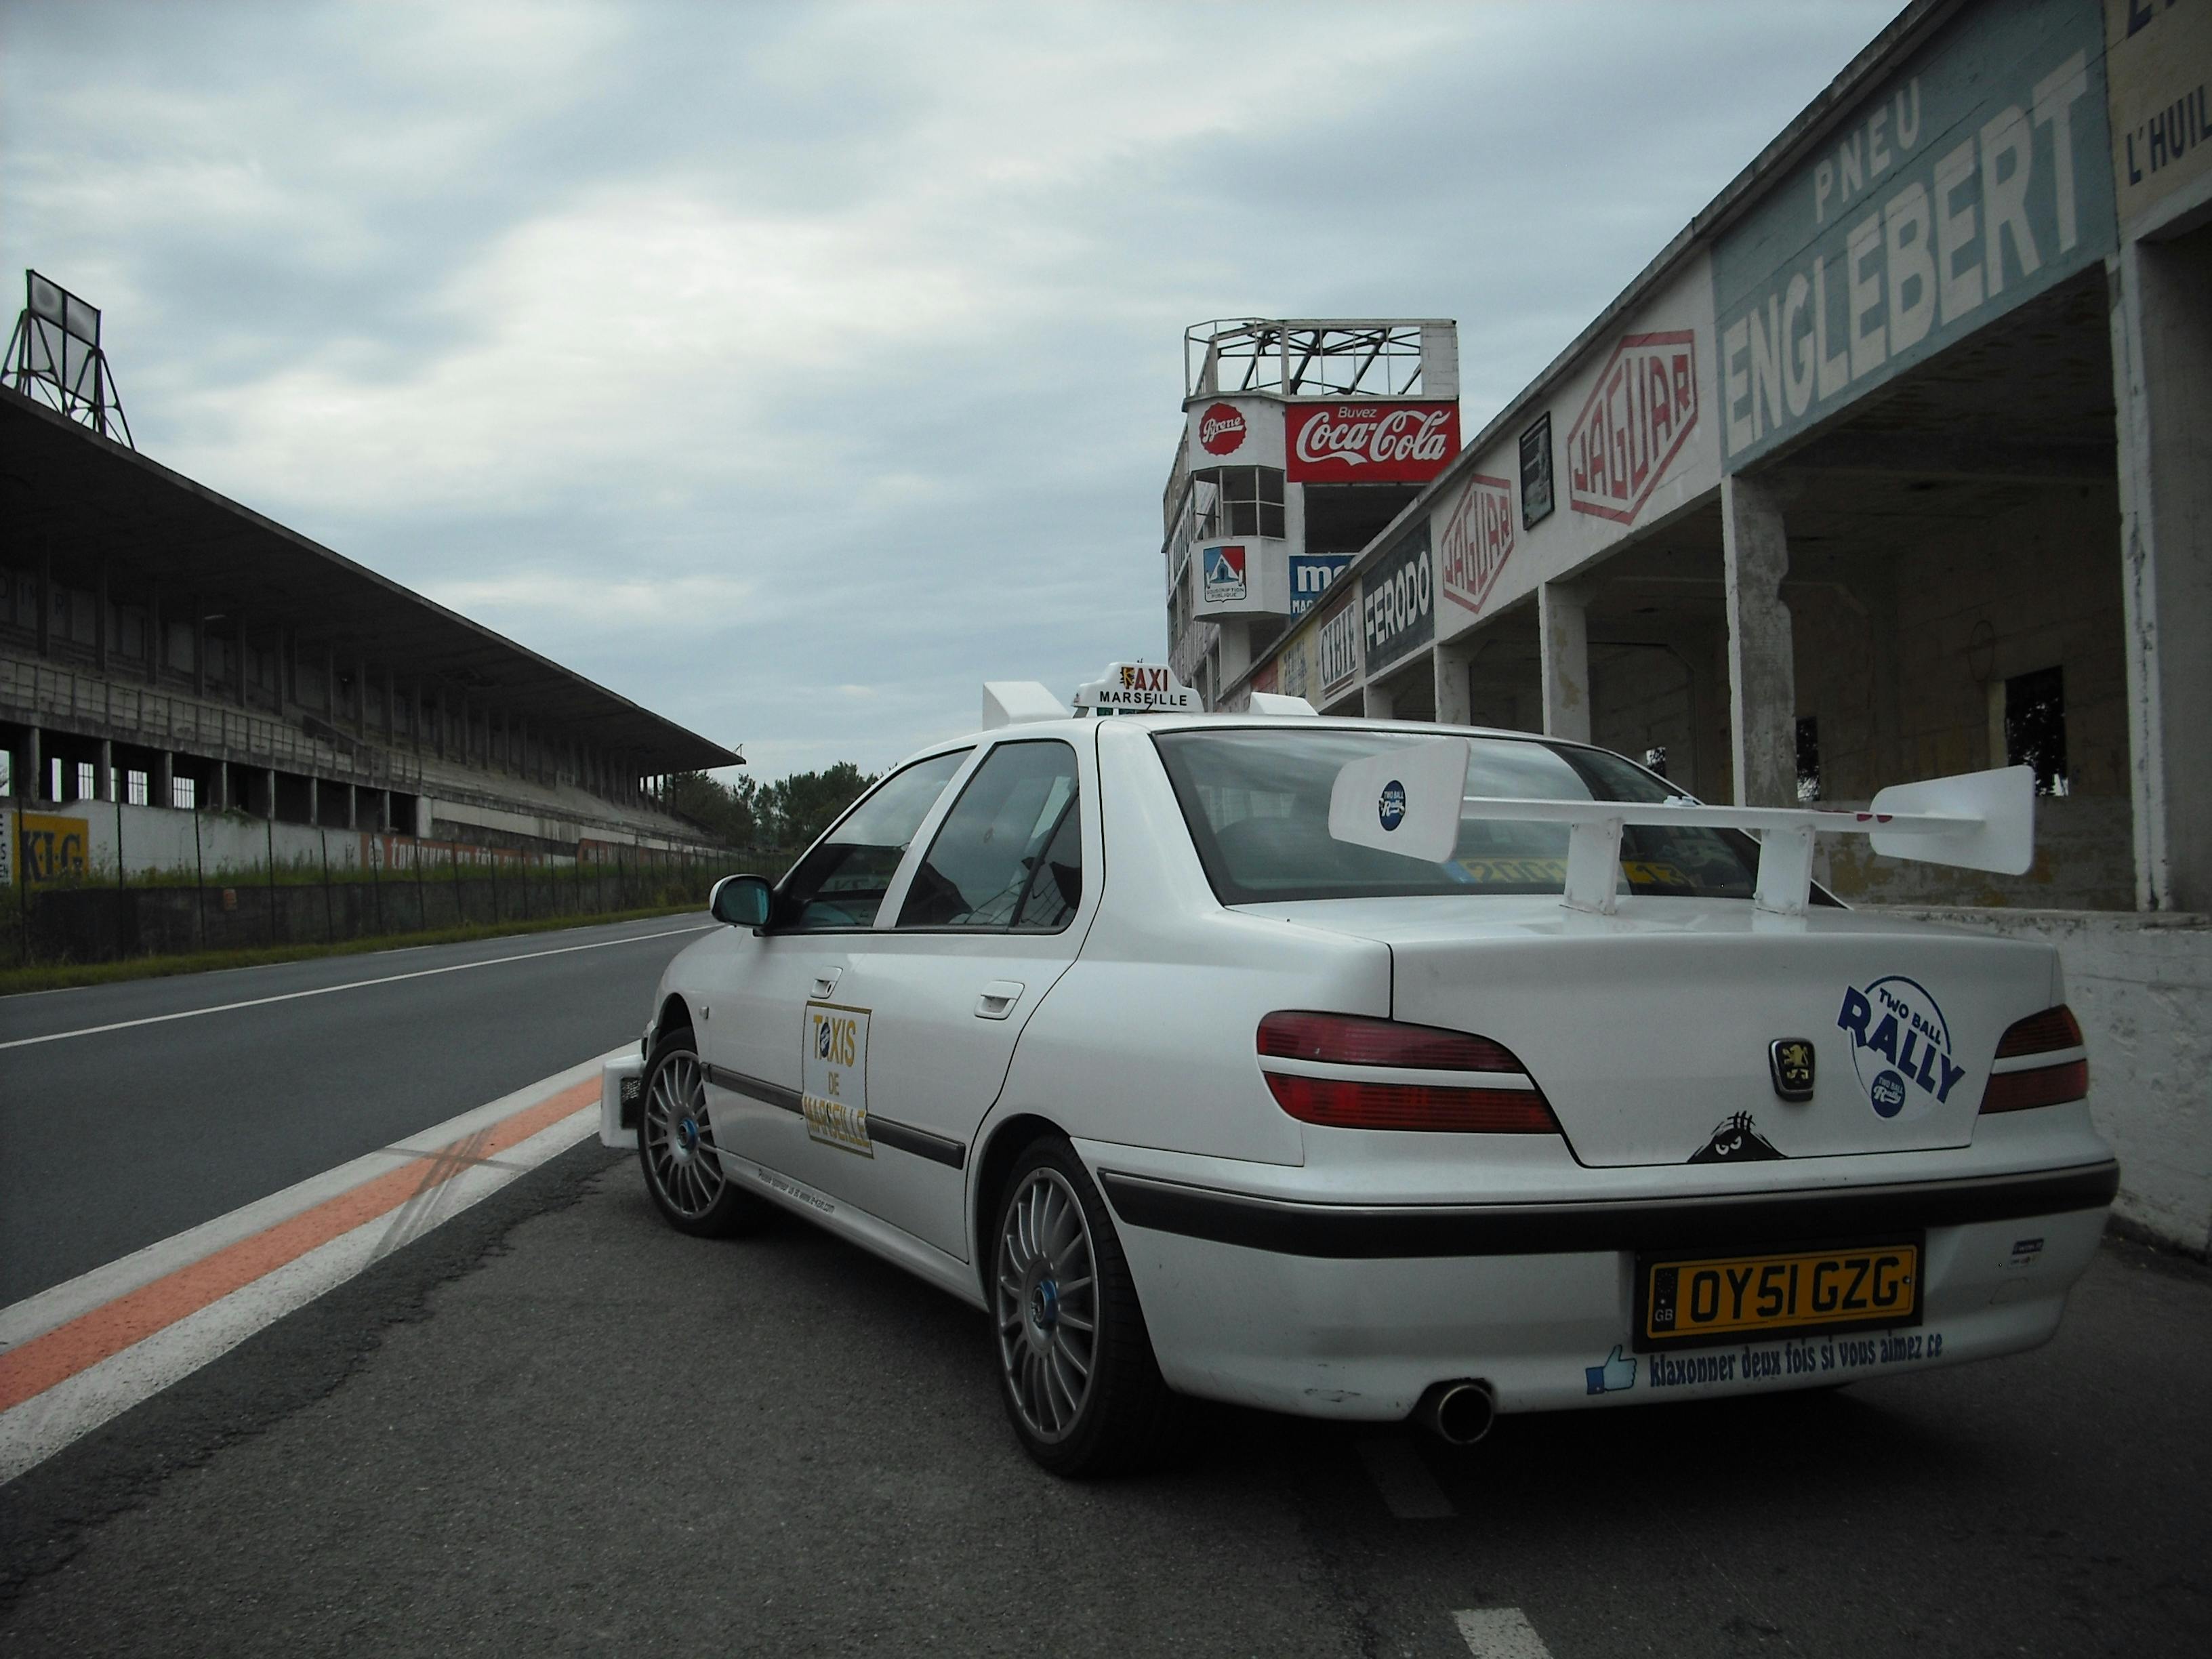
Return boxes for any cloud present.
[0,0,1896,778]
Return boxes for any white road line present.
[0,1049,622,1352]
[1453,1607,1553,1658]
[0,1099,605,1486]
[0,922,712,1052]
[1355,1435,1456,1519]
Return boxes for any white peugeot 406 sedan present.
[605,668,2116,1476]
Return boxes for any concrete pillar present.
[22,727,40,802]
[1539,581,1591,743]
[2113,229,2212,912]
[1433,634,1479,727]
[307,777,319,827]
[1363,681,1395,719]
[346,783,359,830]
[213,762,230,813]
[98,738,115,802]
[1215,623,1252,696]
[157,751,175,810]
[381,789,393,834]
[1721,474,1798,807]
[264,768,277,821]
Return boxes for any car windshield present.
[1153,726,1789,905]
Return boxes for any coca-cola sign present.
[1437,472,1516,617]
[1285,401,1458,484]
[1196,402,1248,456]
[1566,330,1698,523]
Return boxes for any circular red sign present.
[1197,402,1248,456]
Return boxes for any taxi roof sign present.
[1072,662,1199,714]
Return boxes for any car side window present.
[897,741,1082,931]
[776,749,971,930]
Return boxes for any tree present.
[768,763,875,851]
[657,764,875,854]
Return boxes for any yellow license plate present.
[1637,1240,1921,1350]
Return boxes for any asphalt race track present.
[2,922,2209,1656]
[0,914,711,1305]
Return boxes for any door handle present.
[975,979,1025,1020]
[811,968,843,999]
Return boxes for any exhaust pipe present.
[1415,1379,1496,1447]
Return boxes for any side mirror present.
[709,874,774,929]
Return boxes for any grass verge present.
[0,903,709,997]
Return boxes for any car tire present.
[990,1134,1187,1477]
[638,1028,767,1238]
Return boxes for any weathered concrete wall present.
[1820,795,2135,911]
[1589,630,1732,804]
[1869,905,2212,1256]
[6,800,553,880]
[1788,481,2134,907]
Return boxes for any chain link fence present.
[2,829,792,969]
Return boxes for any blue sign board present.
[1288,554,1353,618]
[1361,522,1433,674]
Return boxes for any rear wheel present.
[990,1135,1185,1476]
[638,1030,766,1237]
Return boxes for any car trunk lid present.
[1247,897,2057,1167]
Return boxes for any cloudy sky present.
[3,0,1892,779]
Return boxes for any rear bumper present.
[1095,1158,2116,1421]
[1099,1161,2118,1258]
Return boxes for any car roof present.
[898,714,1607,771]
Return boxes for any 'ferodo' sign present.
[1286,401,1458,483]
[1362,522,1433,671]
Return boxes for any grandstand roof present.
[4,388,737,772]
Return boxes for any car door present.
[702,747,972,1183]
[796,735,1096,1260]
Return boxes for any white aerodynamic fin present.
[1327,739,2036,918]
[1326,739,1470,865]
[981,682,1067,730]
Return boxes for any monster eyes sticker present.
[1688,1112,1785,1163]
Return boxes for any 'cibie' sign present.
[1566,331,1699,525]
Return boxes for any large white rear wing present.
[1326,739,2035,917]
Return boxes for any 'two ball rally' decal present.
[1835,975,1965,1120]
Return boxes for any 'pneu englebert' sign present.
[1712,0,2114,467]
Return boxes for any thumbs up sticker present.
[1584,1345,1638,1395]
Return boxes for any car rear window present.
[1153,727,1786,905]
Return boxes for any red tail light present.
[1256,1011,1560,1134]
[1981,1004,2089,1114]
[1993,1005,2083,1059]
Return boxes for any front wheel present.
[991,1136,1186,1476]
[638,1030,767,1237]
